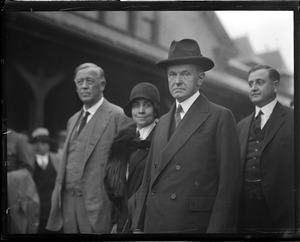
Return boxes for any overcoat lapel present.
[151,94,210,186]
[262,102,285,151]
[82,99,111,168]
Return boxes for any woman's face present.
[131,99,155,129]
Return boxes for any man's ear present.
[198,72,205,86]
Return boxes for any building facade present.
[3,11,293,141]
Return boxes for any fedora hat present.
[156,39,214,71]
[124,82,160,118]
[30,127,52,144]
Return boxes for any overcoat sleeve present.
[206,109,242,233]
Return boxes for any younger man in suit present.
[237,65,294,234]
[131,39,241,233]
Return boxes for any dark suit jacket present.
[237,102,294,231]
[46,99,131,233]
[131,94,242,233]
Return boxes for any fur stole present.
[104,123,151,207]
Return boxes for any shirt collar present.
[83,97,104,116]
[137,121,156,140]
[255,98,277,117]
[36,154,49,159]
[176,91,200,114]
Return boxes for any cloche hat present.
[124,82,160,118]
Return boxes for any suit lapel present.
[57,111,82,182]
[82,99,111,167]
[239,114,253,170]
[151,94,210,186]
[262,102,285,151]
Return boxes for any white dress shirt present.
[83,96,104,123]
[255,98,277,129]
[137,122,156,140]
[176,91,200,119]
[36,154,49,170]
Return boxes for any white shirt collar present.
[137,122,156,140]
[35,154,49,168]
[83,97,104,122]
[176,91,200,118]
[255,98,277,118]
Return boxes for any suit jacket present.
[131,94,242,233]
[237,102,294,231]
[46,99,131,233]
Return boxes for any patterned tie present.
[253,110,263,136]
[174,104,183,127]
[78,111,90,133]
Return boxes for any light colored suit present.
[46,99,131,233]
[131,94,242,233]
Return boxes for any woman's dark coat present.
[104,123,155,233]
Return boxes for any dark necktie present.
[174,104,183,127]
[253,110,263,136]
[136,130,140,139]
[78,111,90,133]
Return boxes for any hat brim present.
[123,97,154,118]
[30,136,53,144]
[156,56,214,72]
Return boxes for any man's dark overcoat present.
[131,94,242,233]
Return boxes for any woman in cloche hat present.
[104,82,160,233]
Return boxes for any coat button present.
[151,191,156,196]
[154,164,157,168]
[171,193,177,200]
[175,165,181,171]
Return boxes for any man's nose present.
[82,80,88,88]
[174,75,182,84]
[251,83,258,91]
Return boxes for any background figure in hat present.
[5,126,39,234]
[237,65,294,234]
[31,127,60,234]
[131,39,242,233]
[46,63,131,234]
[104,82,160,233]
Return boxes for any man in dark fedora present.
[30,127,61,233]
[131,39,242,233]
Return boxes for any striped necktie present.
[78,111,90,133]
[174,104,183,127]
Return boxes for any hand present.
[110,224,118,234]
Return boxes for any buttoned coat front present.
[131,94,242,233]
[237,102,294,231]
[46,99,131,233]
